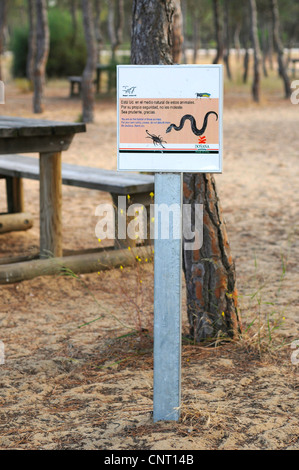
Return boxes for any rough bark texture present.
[131,0,175,65]
[81,0,97,123]
[33,0,49,113]
[270,0,291,98]
[171,0,183,64]
[27,0,36,84]
[249,0,261,102]
[183,174,241,342]
[94,0,103,63]
[212,0,223,64]
[0,0,7,81]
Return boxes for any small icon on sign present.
[122,86,137,95]
[198,136,207,144]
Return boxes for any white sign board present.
[117,64,223,173]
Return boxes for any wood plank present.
[0,212,33,234]
[0,116,86,138]
[39,152,63,258]
[0,245,152,284]
[0,155,155,194]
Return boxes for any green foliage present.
[11,7,87,79]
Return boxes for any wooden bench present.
[0,155,155,248]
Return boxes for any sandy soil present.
[0,79,298,450]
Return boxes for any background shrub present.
[11,8,87,79]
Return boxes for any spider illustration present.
[145,130,167,148]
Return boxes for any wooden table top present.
[0,116,86,138]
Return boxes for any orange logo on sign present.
[198,136,207,144]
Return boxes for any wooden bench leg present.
[5,176,24,213]
[39,152,63,258]
[112,193,153,249]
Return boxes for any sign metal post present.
[117,65,223,422]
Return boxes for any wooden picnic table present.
[0,116,86,258]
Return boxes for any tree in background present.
[212,0,223,64]
[131,0,241,343]
[249,0,261,102]
[26,0,36,85]
[0,0,7,81]
[107,0,124,62]
[33,0,49,113]
[270,0,291,98]
[81,0,97,123]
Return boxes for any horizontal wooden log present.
[0,245,153,284]
[0,212,33,234]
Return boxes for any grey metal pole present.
[153,172,183,422]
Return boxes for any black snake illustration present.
[166,111,218,136]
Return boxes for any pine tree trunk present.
[249,0,261,102]
[131,0,241,343]
[0,0,7,82]
[270,0,291,98]
[172,0,183,64]
[212,0,223,64]
[183,174,241,342]
[27,0,36,85]
[131,0,174,65]
[33,0,49,114]
[223,0,232,80]
[81,0,97,123]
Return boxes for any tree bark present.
[131,0,241,343]
[172,0,183,64]
[33,0,50,113]
[270,0,291,98]
[27,0,36,85]
[212,0,223,64]
[249,0,261,102]
[183,174,240,342]
[0,0,7,81]
[131,0,174,65]
[81,0,97,123]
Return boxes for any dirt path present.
[0,82,298,450]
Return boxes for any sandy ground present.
[0,78,298,450]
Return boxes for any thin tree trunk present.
[249,0,261,102]
[0,0,7,81]
[212,0,223,64]
[70,0,77,46]
[108,0,124,62]
[33,0,49,114]
[223,0,232,80]
[27,0,36,85]
[234,22,241,62]
[94,0,103,63]
[131,0,241,343]
[270,0,291,98]
[261,25,268,78]
[172,0,183,64]
[243,46,249,83]
[183,173,240,342]
[81,0,97,123]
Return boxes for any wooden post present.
[153,173,183,422]
[5,176,24,213]
[39,152,62,258]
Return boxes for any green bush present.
[11,7,87,79]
